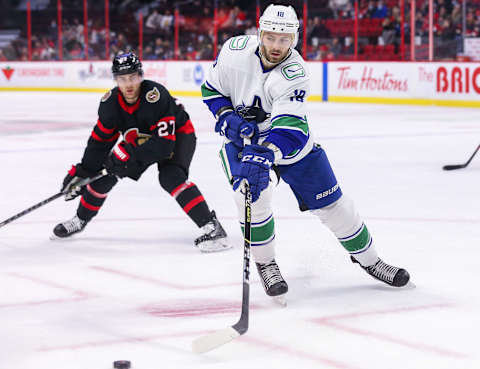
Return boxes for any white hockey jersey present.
[202,35,314,165]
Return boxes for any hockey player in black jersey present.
[53,52,230,252]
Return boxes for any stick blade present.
[192,327,240,354]
[442,164,465,171]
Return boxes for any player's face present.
[116,72,142,103]
[260,31,294,64]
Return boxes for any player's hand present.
[61,164,93,201]
[215,111,258,147]
[233,144,274,202]
[105,141,140,178]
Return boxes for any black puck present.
[113,360,131,369]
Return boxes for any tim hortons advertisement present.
[329,63,411,98]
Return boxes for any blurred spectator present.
[372,0,388,19]
[309,16,331,44]
[381,17,396,45]
[146,8,162,30]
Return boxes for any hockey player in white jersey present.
[201,4,410,299]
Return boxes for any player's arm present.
[201,44,233,118]
[80,99,120,173]
[133,86,177,167]
[263,75,310,162]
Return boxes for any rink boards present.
[1,60,480,108]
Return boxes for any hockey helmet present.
[112,52,143,76]
[258,4,299,47]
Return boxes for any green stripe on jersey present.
[340,224,371,252]
[271,116,309,135]
[241,217,275,243]
[201,83,222,99]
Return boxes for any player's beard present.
[260,44,290,67]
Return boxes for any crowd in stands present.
[1,0,480,61]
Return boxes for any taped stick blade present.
[192,327,240,354]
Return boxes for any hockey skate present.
[256,259,288,306]
[351,256,410,287]
[194,211,231,252]
[52,215,88,239]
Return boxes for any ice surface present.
[1,92,479,369]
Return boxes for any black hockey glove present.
[105,141,140,178]
[61,164,94,201]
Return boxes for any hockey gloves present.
[215,111,259,147]
[105,141,140,178]
[61,164,94,201]
[233,144,274,202]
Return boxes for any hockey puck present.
[113,360,131,369]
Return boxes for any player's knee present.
[90,175,118,194]
[234,180,274,221]
[311,195,362,237]
[158,165,188,193]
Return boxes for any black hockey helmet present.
[112,51,143,76]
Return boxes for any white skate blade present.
[192,327,240,353]
[273,295,287,307]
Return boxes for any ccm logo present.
[316,184,339,200]
[242,154,273,167]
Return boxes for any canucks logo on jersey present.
[235,96,270,123]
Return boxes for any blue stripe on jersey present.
[266,128,309,158]
[203,96,233,117]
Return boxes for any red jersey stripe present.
[91,131,120,142]
[183,195,205,213]
[96,119,116,134]
[177,119,195,134]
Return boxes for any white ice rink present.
[0,92,479,369]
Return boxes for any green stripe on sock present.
[241,217,275,243]
[218,147,232,184]
[340,225,371,252]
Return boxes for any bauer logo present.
[315,184,339,200]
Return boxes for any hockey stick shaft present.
[192,141,252,354]
[443,144,480,170]
[191,184,252,353]
[0,169,108,229]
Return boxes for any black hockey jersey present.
[80,79,194,173]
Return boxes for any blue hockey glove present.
[233,144,274,202]
[215,111,259,147]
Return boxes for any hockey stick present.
[443,144,480,171]
[0,169,108,229]
[192,136,253,354]
[192,183,252,353]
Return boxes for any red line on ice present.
[311,303,469,359]
[242,336,361,369]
